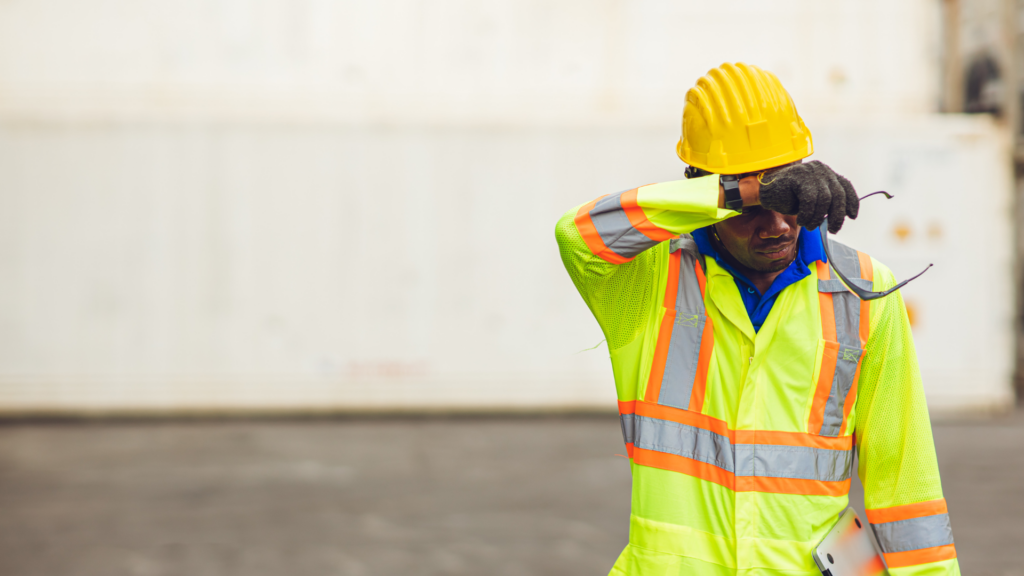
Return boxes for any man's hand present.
[758,160,859,233]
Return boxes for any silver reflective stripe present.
[825,241,863,342]
[633,415,733,471]
[669,235,704,268]
[817,278,873,293]
[819,240,865,437]
[819,344,864,436]
[632,415,853,482]
[620,413,635,445]
[657,249,707,409]
[827,239,862,281]
[674,249,706,321]
[832,291,861,347]
[657,313,705,409]
[872,514,955,554]
[589,192,660,258]
[734,444,853,482]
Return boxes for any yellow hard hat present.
[677,62,813,175]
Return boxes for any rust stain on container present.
[905,299,918,327]
[893,221,912,242]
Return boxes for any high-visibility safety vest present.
[555,176,960,576]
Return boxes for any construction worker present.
[555,63,959,576]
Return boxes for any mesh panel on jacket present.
[555,209,661,351]
[855,263,944,508]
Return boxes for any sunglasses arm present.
[819,214,933,302]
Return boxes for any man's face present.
[714,189,800,274]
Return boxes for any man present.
[555,63,959,576]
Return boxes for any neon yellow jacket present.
[555,175,959,576]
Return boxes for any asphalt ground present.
[0,412,1020,576]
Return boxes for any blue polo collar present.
[690,226,827,331]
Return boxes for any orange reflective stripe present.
[815,259,830,280]
[866,499,948,524]
[573,195,632,265]
[625,442,634,458]
[817,273,838,342]
[634,399,731,437]
[694,255,709,297]
[633,446,735,487]
[688,315,714,412]
[687,260,713,412]
[644,251,682,403]
[573,197,605,254]
[815,260,838,339]
[884,544,957,568]
[663,249,682,310]
[808,340,839,434]
[858,251,874,281]
[620,188,677,242]
[643,309,675,403]
[810,260,839,434]
[735,475,851,497]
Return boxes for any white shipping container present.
[0,0,1011,413]
[0,117,1011,413]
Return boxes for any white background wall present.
[0,0,1012,412]
[0,0,940,124]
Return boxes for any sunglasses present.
[686,165,932,300]
[683,164,793,182]
[820,191,932,301]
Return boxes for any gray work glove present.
[758,160,859,233]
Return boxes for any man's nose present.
[758,211,793,239]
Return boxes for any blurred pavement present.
[0,412,1021,576]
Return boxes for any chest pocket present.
[642,236,714,412]
[809,241,873,437]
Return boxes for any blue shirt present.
[691,227,827,332]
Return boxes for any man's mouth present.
[755,242,796,260]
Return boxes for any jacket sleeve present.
[554,176,734,351]
[561,175,732,266]
[854,263,960,576]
